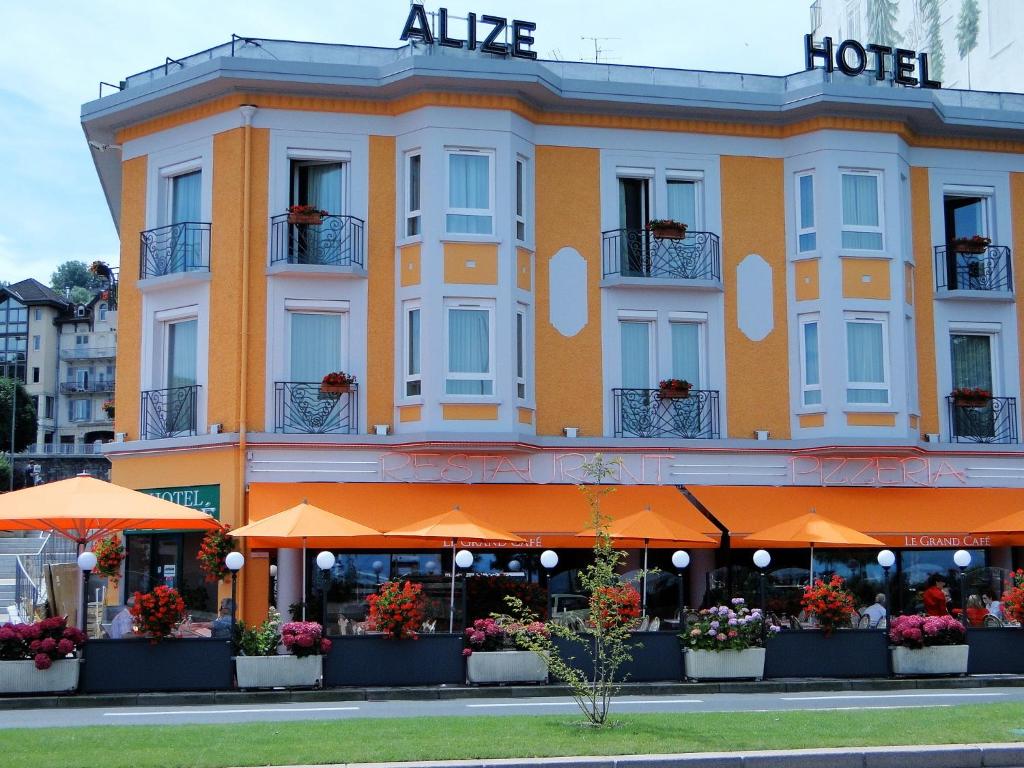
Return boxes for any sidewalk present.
[4,674,1024,711]
[250,743,1024,768]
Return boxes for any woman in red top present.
[922,574,949,616]
[965,594,989,627]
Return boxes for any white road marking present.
[781,692,1006,701]
[104,706,360,717]
[467,699,703,708]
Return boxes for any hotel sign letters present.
[804,33,940,88]
[401,3,537,59]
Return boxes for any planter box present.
[968,627,1024,674]
[0,659,80,694]
[81,638,233,694]
[323,634,464,687]
[235,655,322,689]
[466,651,547,685]
[684,648,765,681]
[289,213,323,225]
[891,644,969,676]
[552,631,683,683]
[765,630,888,678]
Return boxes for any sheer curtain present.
[171,172,201,223]
[670,323,700,386]
[306,163,343,215]
[846,321,886,403]
[667,181,697,230]
[951,334,992,389]
[290,313,342,382]
[447,154,491,234]
[167,319,197,389]
[620,322,651,389]
[803,321,821,404]
[841,174,882,249]
[447,309,491,394]
[799,175,816,251]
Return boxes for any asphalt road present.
[0,687,1020,729]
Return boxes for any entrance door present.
[943,194,989,289]
[618,178,650,275]
[153,534,183,590]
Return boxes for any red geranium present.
[367,580,425,640]
[197,525,234,582]
[93,535,125,580]
[589,584,641,630]
[801,575,857,637]
[130,585,186,642]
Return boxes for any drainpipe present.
[236,104,257,616]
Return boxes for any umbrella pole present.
[809,542,815,585]
[302,538,307,622]
[642,539,649,617]
[449,541,456,634]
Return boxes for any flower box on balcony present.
[649,220,688,240]
[658,379,692,400]
[950,236,990,255]
[952,387,992,407]
[319,384,351,396]
[319,371,356,398]
[287,205,327,226]
[0,659,80,694]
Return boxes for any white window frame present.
[445,148,495,236]
[664,171,704,229]
[942,185,994,238]
[99,303,108,321]
[948,321,1002,396]
[796,171,817,254]
[617,309,657,389]
[905,313,918,413]
[515,156,527,242]
[284,299,350,382]
[405,151,422,239]
[71,398,90,422]
[798,314,822,407]
[844,312,891,406]
[160,159,203,227]
[840,169,885,251]
[516,303,529,401]
[403,301,422,399]
[153,305,199,391]
[443,299,496,397]
[667,311,707,388]
[32,335,39,351]
[288,152,350,215]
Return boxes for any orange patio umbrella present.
[0,474,219,547]
[230,501,382,620]
[386,506,525,632]
[742,508,885,583]
[577,506,716,615]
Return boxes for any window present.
[516,305,527,399]
[291,160,344,215]
[70,399,91,422]
[670,321,702,387]
[950,332,995,392]
[515,158,526,241]
[170,170,201,225]
[76,334,88,347]
[289,313,345,382]
[666,177,700,231]
[796,173,816,252]
[74,368,89,388]
[845,0,861,40]
[33,309,41,321]
[905,315,918,412]
[405,153,421,237]
[845,315,889,404]
[446,150,493,234]
[44,396,54,420]
[799,316,822,406]
[166,319,198,391]
[445,301,494,395]
[31,367,39,383]
[404,304,421,397]
[841,171,883,250]
[618,176,651,275]
[32,335,39,351]
[619,320,653,389]
[99,304,108,321]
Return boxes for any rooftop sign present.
[401,3,537,60]
[804,33,940,89]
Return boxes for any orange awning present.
[686,486,1024,548]
[247,484,720,549]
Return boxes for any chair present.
[636,615,650,632]
[877,616,887,630]
[648,617,660,632]
[788,616,803,630]
[983,614,1003,627]
[857,613,872,628]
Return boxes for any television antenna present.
[581,36,620,63]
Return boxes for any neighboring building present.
[810,0,1023,92]
[81,28,1024,625]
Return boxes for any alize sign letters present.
[401,3,537,59]
[804,33,940,88]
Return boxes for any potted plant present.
[320,371,357,396]
[287,204,328,225]
[658,378,693,399]
[950,235,991,254]
[589,584,641,630]
[101,399,115,419]
[1001,570,1024,623]
[234,608,325,689]
[197,525,234,582]
[648,218,688,240]
[130,585,186,642]
[0,617,86,694]
[951,386,992,406]
[801,575,857,637]
[367,580,426,639]
[463,617,549,684]
[682,598,780,680]
[94,535,124,584]
[889,615,968,675]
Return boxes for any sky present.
[0,1,810,286]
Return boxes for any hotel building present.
[81,25,1024,623]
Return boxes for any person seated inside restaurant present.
[108,596,135,639]
[210,598,235,638]
[983,592,1002,620]
[860,593,887,628]
[922,574,950,616]
[966,594,989,627]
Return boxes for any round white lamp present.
[225,552,245,572]
[316,551,335,571]
[315,551,335,628]
[953,549,972,626]
[877,549,896,569]
[455,549,474,569]
[671,550,690,570]
[540,549,559,570]
[953,549,972,568]
[507,559,522,572]
[77,551,97,572]
[752,549,771,570]
[269,564,278,579]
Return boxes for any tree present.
[68,286,92,306]
[867,0,902,51]
[50,260,104,298]
[922,0,946,82]
[957,0,980,87]
[0,378,37,454]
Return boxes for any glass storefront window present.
[124,532,216,618]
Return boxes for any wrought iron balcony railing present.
[60,347,116,361]
[602,229,721,282]
[274,382,359,435]
[139,222,211,278]
[947,395,1018,444]
[141,385,200,439]
[934,244,1013,292]
[269,214,365,268]
[613,388,720,439]
[60,380,115,394]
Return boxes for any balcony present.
[141,385,200,439]
[613,388,720,439]
[68,415,113,427]
[139,222,211,279]
[274,382,359,435]
[947,395,1018,444]
[60,347,116,362]
[269,214,365,269]
[60,380,115,394]
[22,443,104,456]
[934,244,1013,293]
[602,229,721,285]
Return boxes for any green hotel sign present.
[139,484,220,520]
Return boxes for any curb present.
[3,675,1024,711]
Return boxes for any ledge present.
[601,276,723,291]
[267,263,367,278]
[137,270,211,291]
[933,288,1015,302]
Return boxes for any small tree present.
[500,455,641,726]
[0,378,37,454]
[956,0,980,87]
[922,0,945,82]
[50,260,104,298]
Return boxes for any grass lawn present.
[2,703,1024,768]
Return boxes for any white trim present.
[618,317,656,389]
[443,298,496,397]
[154,304,200,323]
[795,171,817,254]
[948,327,1001,396]
[617,309,658,321]
[285,308,349,381]
[402,300,422,400]
[405,151,422,239]
[286,148,351,163]
[798,314,822,407]
[445,148,495,235]
[284,299,350,312]
[668,317,707,388]
[668,311,708,322]
[844,312,891,406]
[840,169,885,252]
[515,303,529,401]
[515,155,527,243]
